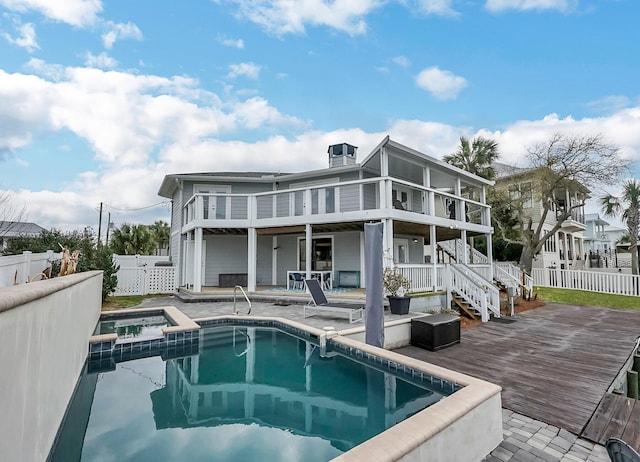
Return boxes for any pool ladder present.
[233,285,252,315]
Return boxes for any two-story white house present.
[158,137,497,314]
[493,163,588,270]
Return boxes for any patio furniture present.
[606,437,640,462]
[304,278,364,324]
[288,272,305,290]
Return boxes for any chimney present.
[328,143,357,168]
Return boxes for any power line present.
[103,201,170,212]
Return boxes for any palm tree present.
[600,179,640,275]
[109,224,156,255]
[443,136,500,180]
[149,220,170,255]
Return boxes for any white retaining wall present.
[0,250,60,288]
[0,271,102,462]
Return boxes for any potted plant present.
[383,267,412,314]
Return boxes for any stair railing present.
[453,263,500,317]
[449,264,489,322]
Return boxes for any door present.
[195,184,231,219]
[393,238,409,264]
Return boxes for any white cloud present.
[218,35,245,49]
[412,0,459,16]
[228,62,261,79]
[219,0,383,36]
[84,52,117,69]
[392,55,411,67]
[101,21,143,49]
[0,0,102,27]
[485,0,578,13]
[415,66,467,100]
[2,21,38,51]
[585,95,631,115]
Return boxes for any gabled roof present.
[157,136,494,198]
[0,221,47,238]
[584,213,609,226]
[493,162,590,195]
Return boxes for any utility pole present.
[105,212,112,246]
[97,202,103,245]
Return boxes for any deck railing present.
[182,177,491,229]
[396,264,446,292]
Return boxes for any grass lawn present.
[102,294,163,311]
[533,286,640,310]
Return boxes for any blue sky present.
[1,0,639,231]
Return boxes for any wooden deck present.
[583,393,640,448]
[395,302,640,444]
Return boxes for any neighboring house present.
[583,213,610,254]
[158,136,495,294]
[0,221,47,252]
[493,163,588,270]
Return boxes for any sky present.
[1,0,639,233]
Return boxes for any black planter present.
[388,296,411,315]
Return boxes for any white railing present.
[496,262,533,296]
[494,264,521,295]
[396,264,446,292]
[453,264,500,317]
[0,250,60,288]
[532,268,640,296]
[438,239,488,264]
[449,265,490,322]
[182,177,491,228]
[114,266,177,296]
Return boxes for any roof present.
[158,136,495,198]
[584,213,609,226]
[0,221,47,238]
[493,162,590,195]
[492,162,533,179]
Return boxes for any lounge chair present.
[304,278,364,324]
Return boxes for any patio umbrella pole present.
[365,222,384,348]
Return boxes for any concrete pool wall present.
[0,271,102,462]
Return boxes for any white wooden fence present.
[532,268,640,297]
[113,254,177,296]
[0,251,60,288]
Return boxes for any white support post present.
[430,225,437,290]
[272,236,278,286]
[383,219,394,268]
[194,227,203,292]
[461,229,468,265]
[247,227,257,292]
[486,232,494,281]
[359,230,366,289]
[305,224,312,280]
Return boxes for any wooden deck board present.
[395,302,640,439]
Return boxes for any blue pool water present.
[94,315,168,341]
[52,325,456,462]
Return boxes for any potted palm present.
[383,267,412,314]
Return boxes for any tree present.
[149,220,170,255]
[109,223,156,255]
[600,179,640,275]
[443,136,500,181]
[497,133,625,273]
[2,228,119,300]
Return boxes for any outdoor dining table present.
[287,270,332,290]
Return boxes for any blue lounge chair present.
[304,278,364,324]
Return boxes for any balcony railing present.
[182,177,491,229]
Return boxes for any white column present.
[380,146,389,177]
[247,227,257,291]
[359,230,366,289]
[562,233,568,269]
[430,225,437,290]
[194,227,203,292]
[272,236,278,285]
[460,229,468,264]
[383,219,394,267]
[305,224,312,279]
[486,232,494,281]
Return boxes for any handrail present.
[493,264,521,294]
[450,264,489,322]
[451,264,500,319]
[233,285,252,315]
[232,327,250,357]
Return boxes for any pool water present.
[94,315,168,341]
[52,326,452,462]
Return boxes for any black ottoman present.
[411,314,460,351]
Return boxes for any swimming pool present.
[94,314,169,341]
[51,323,459,461]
